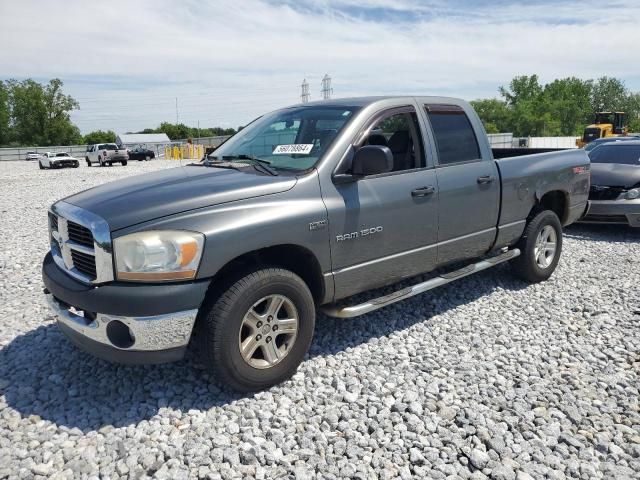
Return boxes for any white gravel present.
[0,160,639,479]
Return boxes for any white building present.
[116,133,172,156]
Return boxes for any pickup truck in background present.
[43,96,590,391]
[38,152,79,169]
[85,143,129,167]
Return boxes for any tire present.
[122,160,127,166]
[86,158,91,167]
[511,210,563,283]
[198,268,315,392]
[38,161,44,170]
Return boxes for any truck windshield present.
[98,144,118,150]
[210,105,360,171]
[588,144,640,165]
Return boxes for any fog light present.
[106,320,135,349]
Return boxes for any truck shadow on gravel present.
[564,223,639,242]
[1,265,529,432]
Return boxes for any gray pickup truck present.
[43,97,590,391]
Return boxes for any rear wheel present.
[198,268,315,392]
[122,160,127,166]
[511,210,563,283]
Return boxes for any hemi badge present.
[309,220,327,231]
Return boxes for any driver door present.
[324,106,439,300]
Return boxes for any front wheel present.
[86,158,91,167]
[38,161,44,170]
[511,210,563,283]
[198,268,315,392]
[121,160,127,166]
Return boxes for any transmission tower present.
[320,74,333,100]
[300,79,310,103]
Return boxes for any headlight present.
[114,230,204,281]
[625,188,640,200]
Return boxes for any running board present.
[321,249,520,318]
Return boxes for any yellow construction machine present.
[577,111,628,148]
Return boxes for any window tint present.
[426,106,480,165]
[362,110,423,172]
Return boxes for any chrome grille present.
[67,220,94,248]
[49,202,114,284]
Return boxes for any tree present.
[83,130,117,144]
[470,99,511,133]
[4,78,81,146]
[0,81,9,145]
[590,76,627,113]
[542,77,593,135]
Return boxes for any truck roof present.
[290,96,466,108]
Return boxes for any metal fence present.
[0,145,90,162]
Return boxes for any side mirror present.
[352,145,393,176]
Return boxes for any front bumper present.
[42,252,210,364]
[581,199,640,227]
[53,160,79,168]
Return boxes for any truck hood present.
[590,162,640,188]
[64,165,297,230]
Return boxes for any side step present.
[321,249,520,318]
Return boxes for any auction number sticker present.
[272,144,314,155]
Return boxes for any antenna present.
[320,74,333,100]
[301,79,310,103]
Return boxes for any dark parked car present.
[584,135,640,152]
[582,140,640,227]
[127,147,155,161]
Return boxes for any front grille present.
[49,212,58,232]
[589,186,624,201]
[71,250,97,279]
[67,220,94,247]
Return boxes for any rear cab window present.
[425,105,481,166]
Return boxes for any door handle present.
[477,175,496,184]
[411,186,436,197]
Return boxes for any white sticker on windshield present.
[272,144,314,155]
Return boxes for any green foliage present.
[0,81,9,145]
[474,75,640,137]
[137,122,236,140]
[470,99,511,134]
[1,78,81,146]
[83,130,117,144]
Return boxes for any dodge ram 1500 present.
[43,96,590,391]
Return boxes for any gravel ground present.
[0,159,639,480]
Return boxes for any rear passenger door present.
[424,104,500,265]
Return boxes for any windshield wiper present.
[223,155,278,176]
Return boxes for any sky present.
[1,0,639,134]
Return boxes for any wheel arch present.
[201,244,326,306]
[531,189,569,225]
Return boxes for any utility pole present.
[321,74,333,100]
[300,79,310,103]
[175,97,179,124]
